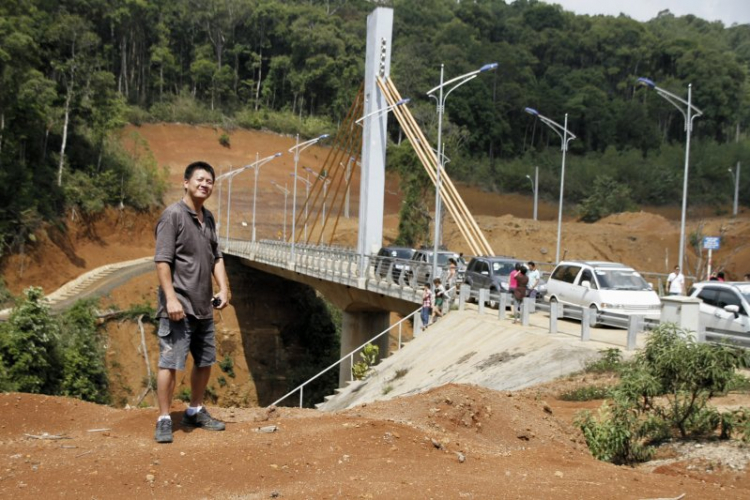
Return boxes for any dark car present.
[405,248,466,288]
[374,246,416,281]
[463,256,546,308]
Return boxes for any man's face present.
[184,169,214,200]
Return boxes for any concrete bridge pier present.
[340,311,391,387]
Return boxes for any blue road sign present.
[703,236,720,250]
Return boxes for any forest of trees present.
[1,0,749,255]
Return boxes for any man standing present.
[526,261,541,300]
[667,265,684,296]
[153,161,229,444]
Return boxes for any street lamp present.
[525,108,576,264]
[216,152,282,244]
[355,98,410,125]
[288,134,328,261]
[526,166,539,221]
[248,152,283,242]
[303,166,331,223]
[426,62,498,283]
[728,167,740,218]
[637,77,703,274]
[289,172,312,241]
[270,180,290,240]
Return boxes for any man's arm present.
[212,258,229,309]
[156,261,185,321]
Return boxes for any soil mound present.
[599,211,675,233]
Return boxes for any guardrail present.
[270,307,422,408]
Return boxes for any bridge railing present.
[270,307,422,408]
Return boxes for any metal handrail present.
[269,307,421,408]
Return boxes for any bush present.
[59,300,110,404]
[559,385,611,402]
[125,105,153,126]
[576,323,749,465]
[0,287,62,394]
[584,348,625,373]
[352,343,380,380]
[219,355,235,378]
[149,90,222,124]
[577,175,637,223]
[218,133,231,148]
[176,387,191,402]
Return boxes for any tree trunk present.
[254,47,263,111]
[58,88,73,186]
[0,110,4,165]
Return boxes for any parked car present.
[463,256,546,307]
[375,246,416,281]
[687,281,750,335]
[545,261,661,326]
[404,249,466,287]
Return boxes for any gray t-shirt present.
[154,200,222,319]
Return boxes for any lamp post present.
[637,78,703,274]
[355,98,410,125]
[289,172,312,241]
[215,152,282,244]
[288,134,328,261]
[271,180,290,240]
[728,167,740,218]
[524,108,576,264]
[303,166,331,223]
[526,166,539,221]
[426,62,498,283]
[246,152,283,242]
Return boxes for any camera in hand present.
[212,296,221,308]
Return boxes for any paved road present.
[0,257,154,320]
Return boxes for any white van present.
[545,261,661,325]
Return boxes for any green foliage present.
[559,385,612,402]
[218,133,231,148]
[149,90,223,124]
[585,348,625,373]
[577,175,637,223]
[59,300,110,404]
[219,355,236,378]
[0,290,110,404]
[0,287,62,394]
[352,343,380,381]
[217,375,227,388]
[388,142,432,247]
[576,323,749,465]
[118,301,156,322]
[176,387,191,403]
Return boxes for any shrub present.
[576,323,749,465]
[219,355,235,378]
[176,387,191,402]
[219,133,231,148]
[352,343,380,380]
[585,348,625,373]
[559,385,611,402]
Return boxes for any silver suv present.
[405,249,465,287]
[688,281,750,335]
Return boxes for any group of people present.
[508,261,541,323]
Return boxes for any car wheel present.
[588,304,599,327]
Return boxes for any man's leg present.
[157,368,177,416]
[189,365,212,408]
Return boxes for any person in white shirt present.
[526,261,541,299]
[667,265,685,295]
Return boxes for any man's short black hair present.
[184,161,215,182]
[528,261,535,267]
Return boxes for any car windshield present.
[737,285,750,304]
[594,269,650,290]
[391,249,413,259]
[491,262,517,275]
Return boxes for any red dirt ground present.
[2,124,750,498]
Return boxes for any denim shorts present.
[157,316,217,370]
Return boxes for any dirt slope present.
[2,385,747,499]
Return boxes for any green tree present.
[577,174,637,223]
[0,287,62,394]
[59,300,110,404]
